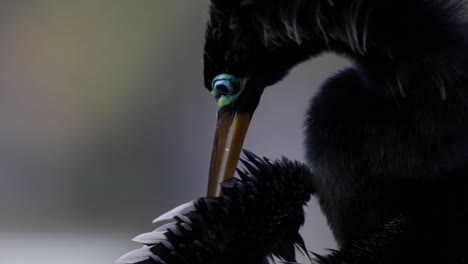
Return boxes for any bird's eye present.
[212,75,241,96]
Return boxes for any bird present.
[119,0,467,263]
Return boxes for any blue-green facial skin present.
[211,74,248,109]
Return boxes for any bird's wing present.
[117,150,314,264]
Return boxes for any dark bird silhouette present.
[119,0,467,263]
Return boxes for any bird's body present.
[306,67,466,261]
[119,0,467,263]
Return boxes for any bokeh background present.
[0,2,349,264]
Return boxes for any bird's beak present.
[207,110,251,196]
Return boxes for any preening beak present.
[206,73,263,196]
[207,110,252,197]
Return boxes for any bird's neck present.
[251,0,468,100]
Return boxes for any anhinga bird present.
[119,0,467,263]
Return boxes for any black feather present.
[118,152,314,264]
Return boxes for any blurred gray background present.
[0,1,349,263]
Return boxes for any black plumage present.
[120,0,467,263]
[118,152,415,264]
[117,151,313,264]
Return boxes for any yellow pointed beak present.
[207,111,252,197]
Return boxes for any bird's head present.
[204,0,322,196]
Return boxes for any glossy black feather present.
[118,152,314,264]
